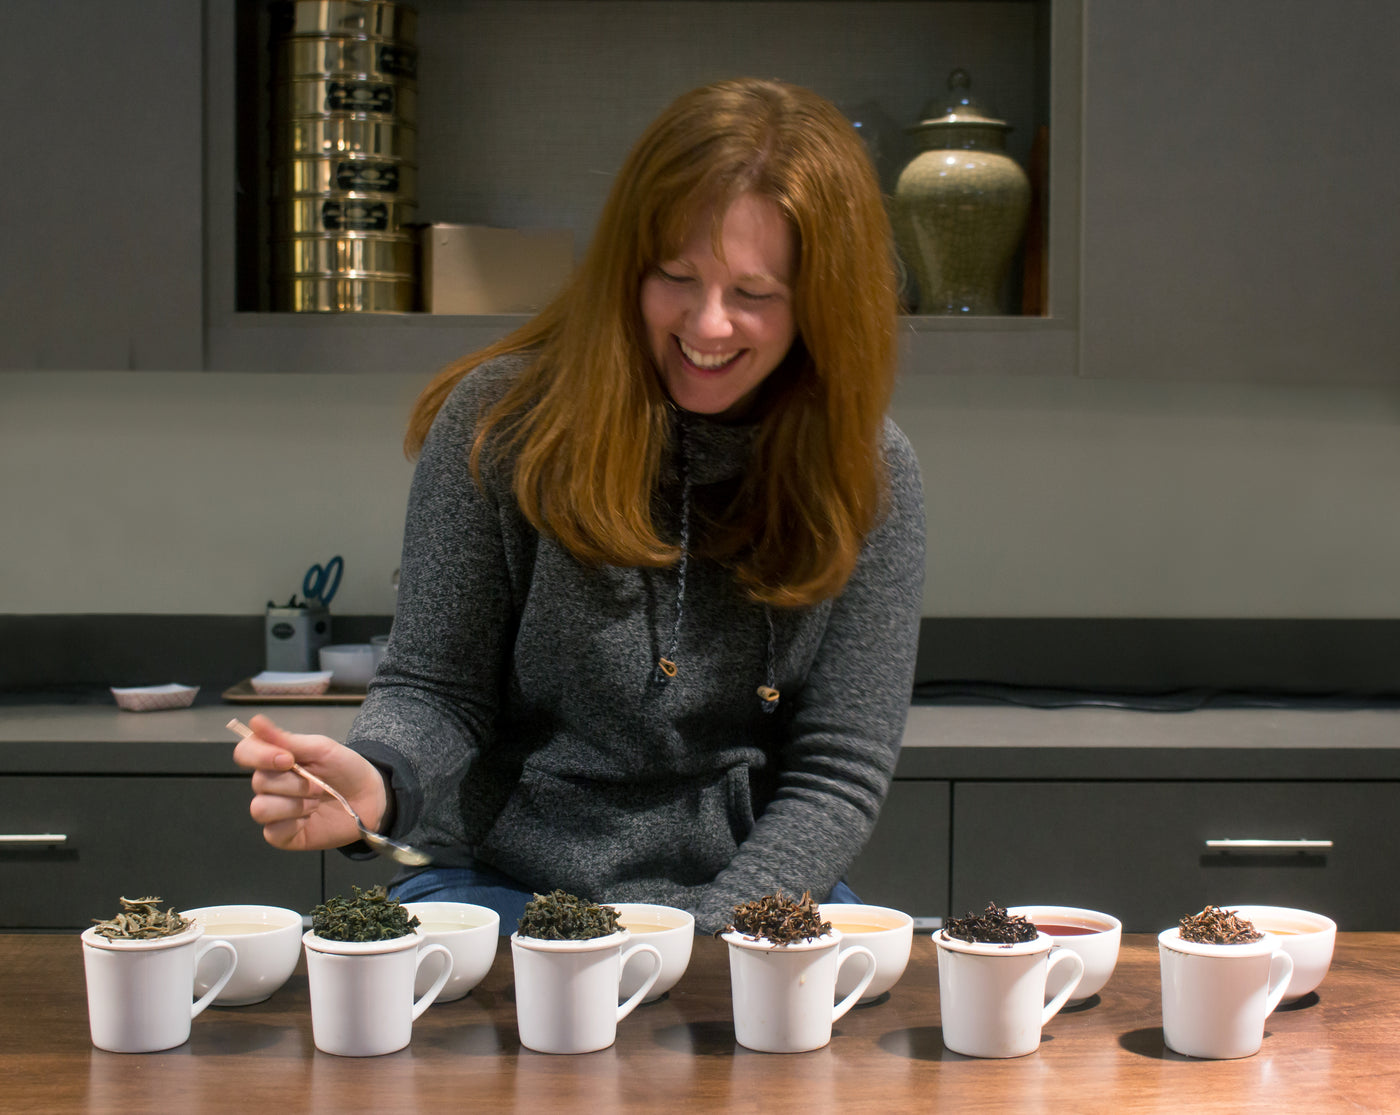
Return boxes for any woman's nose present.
[689,287,734,337]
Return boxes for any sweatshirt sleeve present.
[344,362,521,855]
[686,421,926,931]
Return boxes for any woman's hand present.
[232,713,388,852]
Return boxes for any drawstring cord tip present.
[655,657,678,685]
[757,685,780,713]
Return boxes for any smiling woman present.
[640,194,797,421]
[234,77,926,936]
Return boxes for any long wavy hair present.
[404,77,899,607]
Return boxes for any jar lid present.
[911,68,1009,129]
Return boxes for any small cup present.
[935,930,1085,1058]
[722,929,876,1053]
[303,930,452,1056]
[1006,904,1122,1004]
[608,902,694,1003]
[82,923,238,1053]
[184,904,303,1006]
[402,901,500,1003]
[318,644,376,687]
[1158,926,1293,1059]
[818,902,914,1003]
[512,929,662,1054]
[1218,904,1336,1003]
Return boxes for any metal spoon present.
[227,718,431,867]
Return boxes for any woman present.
[235,77,925,934]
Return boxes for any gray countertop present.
[2,700,1397,779]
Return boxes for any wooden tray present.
[221,679,366,705]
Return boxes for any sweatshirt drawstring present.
[654,419,780,714]
[757,607,780,713]
[654,427,693,686]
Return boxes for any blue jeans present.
[391,865,863,935]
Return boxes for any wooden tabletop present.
[6,931,1397,1112]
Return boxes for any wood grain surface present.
[5,931,1397,1112]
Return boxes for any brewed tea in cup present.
[817,902,914,1003]
[1006,904,1121,1004]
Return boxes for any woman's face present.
[640,193,798,420]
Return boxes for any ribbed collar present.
[668,410,758,485]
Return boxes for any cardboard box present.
[419,223,574,314]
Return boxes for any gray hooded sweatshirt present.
[348,355,925,933]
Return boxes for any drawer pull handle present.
[1204,838,1333,850]
[0,833,69,846]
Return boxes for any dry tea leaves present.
[312,884,420,942]
[1179,905,1263,945]
[517,889,621,940]
[92,896,192,940]
[725,889,831,946]
[942,902,1038,946]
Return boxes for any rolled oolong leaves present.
[942,902,1038,946]
[312,884,421,942]
[1179,905,1263,945]
[92,896,193,940]
[725,889,831,946]
[516,889,622,940]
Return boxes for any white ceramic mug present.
[82,924,238,1053]
[1217,904,1336,1003]
[723,930,876,1053]
[818,902,915,1003]
[511,930,662,1054]
[303,930,453,1056]
[935,931,1084,1058]
[1158,927,1293,1059]
[608,902,695,1004]
[185,904,304,1006]
[1006,904,1122,1004]
[402,900,500,1003]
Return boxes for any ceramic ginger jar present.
[892,69,1030,315]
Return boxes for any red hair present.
[404,78,899,607]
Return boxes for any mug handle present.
[616,943,662,1022]
[832,945,877,1023]
[1263,947,1295,1017]
[190,939,238,1019]
[411,943,454,1020]
[1041,947,1085,1026]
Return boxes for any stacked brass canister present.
[271,1,418,312]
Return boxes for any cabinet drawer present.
[846,780,950,922]
[952,781,1400,931]
[0,776,320,928]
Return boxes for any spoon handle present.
[227,718,362,820]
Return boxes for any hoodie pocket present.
[479,762,760,890]
[725,763,755,846]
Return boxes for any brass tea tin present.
[278,156,417,199]
[275,78,417,123]
[269,0,418,312]
[272,1,417,42]
[278,35,418,83]
[274,233,416,278]
[273,276,416,313]
[274,116,416,161]
[276,197,417,236]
